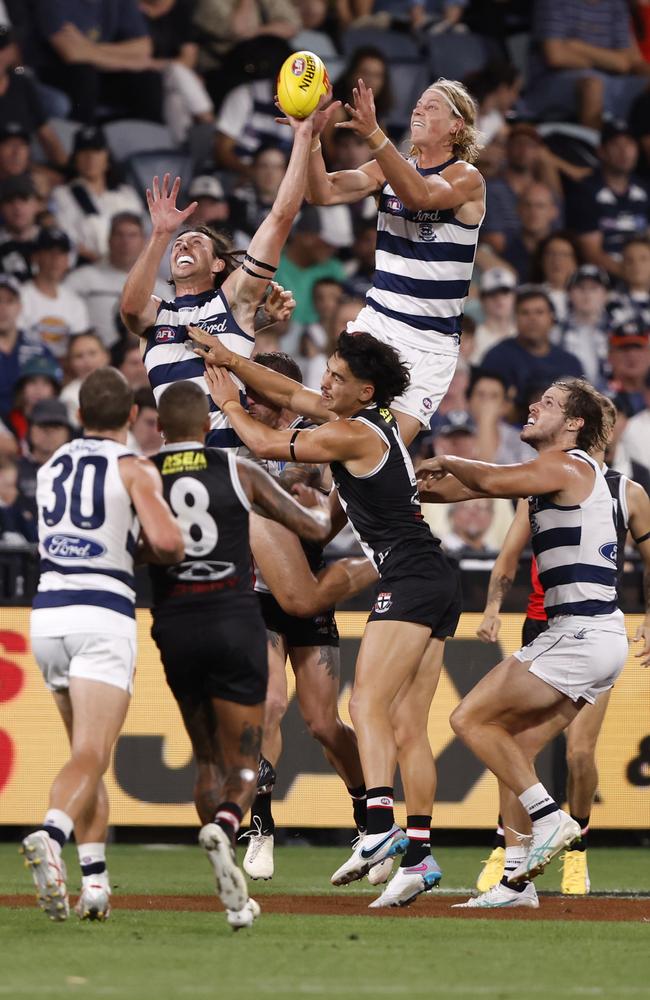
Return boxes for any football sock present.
[347,783,367,833]
[251,791,275,836]
[401,815,431,868]
[42,809,73,851]
[494,815,505,849]
[501,846,528,893]
[365,787,394,836]
[215,802,243,846]
[519,783,560,824]
[78,842,107,881]
[570,814,590,852]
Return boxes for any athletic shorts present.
[522,616,548,647]
[151,598,267,705]
[349,307,458,427]
[367,560,462,638]
[257,591,339,648]
[513,610,628,705]
[31,633,136,694]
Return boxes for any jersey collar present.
[160,440,205,450]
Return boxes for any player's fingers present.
[170,175,181,201]
[274,116,291,126]
[152,175,160,199]
[145,188,153,211]
[334,120,355,130]
[180,200,198,221]
[161,172,170,198]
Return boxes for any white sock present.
[501,846,529,891]
[518,783,559,824]
[43,808,74,852]
[78,842,108,886]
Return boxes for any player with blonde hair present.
[301,76,485,449]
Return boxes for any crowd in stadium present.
[1,0,650,562]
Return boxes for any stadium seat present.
[426,30,488,82]
[537,122,600,169]
[125,150,194,206]
[31,117,82,163]
[341,27,421,62]
[105,120,176,162]
[186,121,217,172]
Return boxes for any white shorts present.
[513,610,628,704]
[348,308,458,427]
[31,633,137,694]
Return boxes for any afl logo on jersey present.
[599,542,617,565]
[156,327,176,343]
[44,534,106,559]
[373,591,392,614]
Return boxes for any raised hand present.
[203,364,240,410]
[146,174,197,236]
[334,78,378,139]
[275,88,342,136]
[264,282,296,324]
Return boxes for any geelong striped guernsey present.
[143,287,253,449]
[528,449,619,619]
[31,437,139,639]
[363,156,483,353]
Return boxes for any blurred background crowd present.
[1,0,650,569]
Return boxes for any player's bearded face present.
[171,232,220,283]
[521,388,571,446]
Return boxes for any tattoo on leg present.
[318,646,340,680]
[239,723,263,759]
[267,630,281,649]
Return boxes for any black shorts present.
[368,557,462,639]
[151,596,267,705]
[522,615,549,647]
[257,591,339,648]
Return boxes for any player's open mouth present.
[526,417,536,426]
[176,255,194,266]
[412,121,424,129]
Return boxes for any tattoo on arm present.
[239,723,263,759]
[318,645,340,680]
[486,572,514,609]
[267,629,281,649]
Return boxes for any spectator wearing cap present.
[0,273,59,419]
[65,212,167,350]
[481,285,584,420]
[607,235,650,331]
[553,265,610,390]
[59,332,110,425]
[471,266,517,363]
[502,182,560,284]
[568,121,650,279]
[23,0,163,124]
[0,23,67,168]
[530,230,581,324]
[7,353,62,448]
[607,316,650,416]
[466,368,536,465]
[16,397,73,542]
[527,0,650,128]
[187,174,231,229]
[0,174,41,281]
[20,227,89,360]
[0,122,32,185]
[614,368,650,494]
[274,206,346,326]
[139,0,215,145]
[51,126,142,262]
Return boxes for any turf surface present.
[2,844,649,1000]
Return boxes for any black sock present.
[570,814,590,851]
[251,791,274,836]
[257,756,276,794]
[42,824,67,849]
[348,783,367,832]
[365,786,394,836]
[500,872,528,893]
[401,815,431,868]
[494,814,505,849]
[80,860,106,877]
[214,802,243,846]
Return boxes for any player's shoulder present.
[440,159,482,182]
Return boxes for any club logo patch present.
[292,57,306,76]
[422,397,433,410]
[373,591,392,614]
[155,327,176,343]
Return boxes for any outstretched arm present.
[206,366,367,462]
[120,457,184,563]
[418,452,581,500]
[237,460,330,542]
[121,174,197,337]
[188,332,331,423]
[416,469,487,503]
[627,479,650,667]
[477,499,530,643]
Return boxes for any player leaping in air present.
[295,76,485,447]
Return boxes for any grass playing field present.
[2,843,649,1000]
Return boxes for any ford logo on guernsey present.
[599,542,617,565]
[44,534,106,559]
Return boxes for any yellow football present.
[277,51,330,120]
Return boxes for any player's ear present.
[359,383,374,404]
[127,403,138,427]
[203,415,211,434]
[211,257,226,277]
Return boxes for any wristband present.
[289,429,301,461]
[310,138,322,153]
[364,125,381,141]
[372,136,390,153]
[221,399,239,414]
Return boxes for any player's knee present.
[304,711,337,747]
[264,689,289,728]
[566,745,596,779]
[449,701,471,739]
[72,744,110,776]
